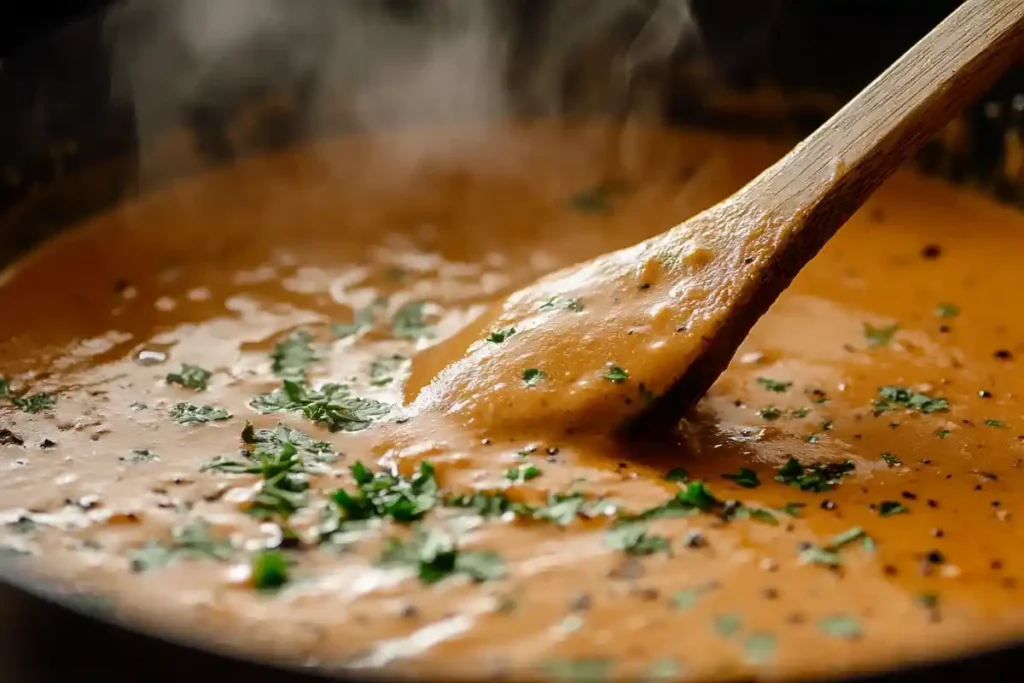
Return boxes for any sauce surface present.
[2,122,1024,681]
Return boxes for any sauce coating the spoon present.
[2,122,1024,680]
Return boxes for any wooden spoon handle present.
[753,0,1024,226]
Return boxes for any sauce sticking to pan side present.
[2,123,1024,680]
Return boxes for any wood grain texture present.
[639,0,1024,430]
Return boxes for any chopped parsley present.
[522,368,548,387]
[603,365,629,383]
[128,521,233,572]
[791,407,811,418]
[544,659,611,681]
[732,507,779,526]
[538,296,584,313]
[935,303,960,318]
[863,322,899,347]
[756,377,792,393]
[880,452,902,466]
[250,380,390,432]
[774,458,855,492]
[250,548,289,590]
[332,306,375,339]
[377,529,504,584]
[778,502,806,517]
[169,402,231,425]
[758,406,782,421]
[391,301,434,340]
[202,422,335,476]
[121,449,158,464]
[936,429,951,438]
[664,467,689,482]
[671,588,703,610]
[878,501,908,517]
[10,393,56,414]
[368,355,407,387]
[271,331,316,382]
[485,327,516,344]
[636,480,719,520]
[985,419,1006,428]
[819,614,862,639]
[566,181,630,214]
[324,461,439,530]
[166,363,212,391]
[604,520,671,555]
[722,467,760,488]
[745,633,777,663]
[713,613,742,637]
[445,491,535,518]
[506,463,542,483]
[873,385,949,415]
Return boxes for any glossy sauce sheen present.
[2,123,1024,681]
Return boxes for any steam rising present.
[104,0,699,183]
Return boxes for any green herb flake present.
[368,355,407,387]
[664,467,689,482]
[0,377,9,397]
[879,501,908,517]
[325,461,439,529]
[377,529,504,584]
[605,520,671,556]
[332,306,375,339]
[603,365,629,383]
[863,322,899,347]
[735,507,779,526]
[985,419,1006,428]
[251,548,289,590]
[791,408,811,418]
[485,327,516,344]
[880,453,902,467]
[506,463,542,483]
[121,449,158,464]
[744,632,777,664]
[936,303,960,318]
[799,546,842,567]
[522,368,548,387]
[918,592,939,609]
[826,527,866,550]
[271,331,316,382]
[544,658,611,682]
[819,614,862,640]
[774,458,855,492]
[166,363,212,391]
[250,380,390,432]
[392,301,434,340]
[128,521,233,572]
[873,385,949,415]
[671,588,702,610]
[538,296,585,313]
[778,502,806,517]
[713,613,742,638]
[722,467,760,488]
[170,402,231,425]
[11,393,56,414]
[758,406,782,421]
[757,377,792,393]
[936,429,951,439]
[645,659,679,680]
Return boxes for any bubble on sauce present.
[134,349,168,366]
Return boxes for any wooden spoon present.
[408,0,1024,437]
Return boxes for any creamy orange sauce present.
[2,122,1024,681]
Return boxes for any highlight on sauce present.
[1,122,1024,680]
